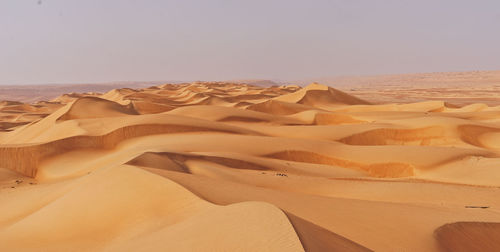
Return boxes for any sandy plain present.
[1,74,500,251]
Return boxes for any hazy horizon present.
[2,69,500,87]
[2,0,500,85]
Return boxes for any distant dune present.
[299,70,500,87]
[1,76,500,251]
[0,81,174,103]
[296,70,500,105]
[2,71,500,106]
[225,79,282,87]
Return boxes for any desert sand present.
[305,70,500,106]
[1,80,500,251]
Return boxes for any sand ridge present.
[1,81,500,251]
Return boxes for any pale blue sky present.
[1,0,499,84]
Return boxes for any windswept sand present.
[1,81,500,251]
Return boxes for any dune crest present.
[274,82,371,106]
[57,97,139,121]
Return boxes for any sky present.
[1,0,500,85]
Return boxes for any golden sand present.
[1,81,499,251]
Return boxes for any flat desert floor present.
[1,81,500,251]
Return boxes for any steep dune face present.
[131,101,175,114]
[57,97,138,121]
[99,88,138,104]
[457,124,500,148]
[274,83,371,106]
[434,222,500,252]
[1,81,500,251]
[247,100,317,115]
[339,126,448,146]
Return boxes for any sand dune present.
[434,222,500,252]
[274,83,371,107]
[1,81,500,251]
[58,97,139,121]
[302,70,500,106]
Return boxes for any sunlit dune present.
[1,81,500,251]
